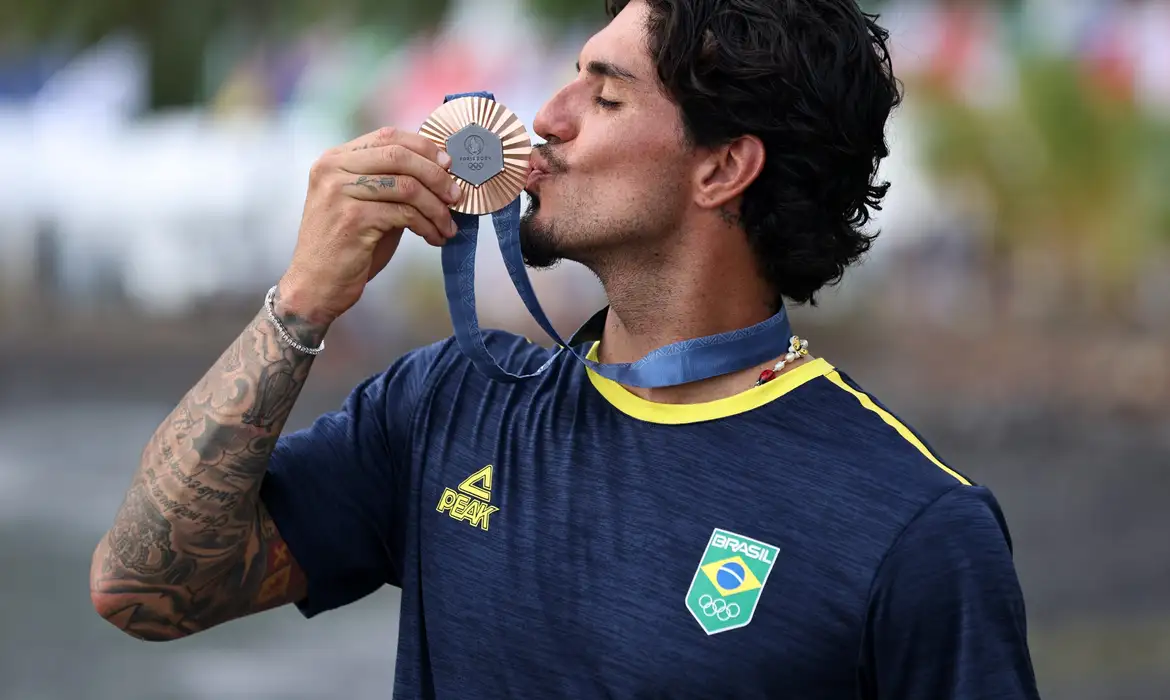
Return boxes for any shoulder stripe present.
[824,370,970,485]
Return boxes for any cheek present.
[577,112,666,170]
[606,150,690,206]
[609,116,686,175]
[567,113,690,203]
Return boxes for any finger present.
[352,200,445,247]
[329,127,401,154]
[342,144,461,206]
[326,130,381,156]
[351,199,446,247]
[338,127,451,168]
[383,203,447,247]
[342,174,457,240]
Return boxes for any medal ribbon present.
[440,91,794,388]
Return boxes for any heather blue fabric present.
[260,331,1039,699]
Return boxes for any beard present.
[519,188,683,276]
[518,194,564,270]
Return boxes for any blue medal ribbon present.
[439,91,794,389]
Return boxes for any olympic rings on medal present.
[698,594,741,622]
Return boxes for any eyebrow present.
[576,59,638,83]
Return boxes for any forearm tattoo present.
[90,292,321,640]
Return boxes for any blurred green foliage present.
[916,56,1170,312]
[0,0,454,106]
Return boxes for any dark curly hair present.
[606,0,901,305]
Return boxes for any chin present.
[518,203,566,270]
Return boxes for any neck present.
[592,234,778,403]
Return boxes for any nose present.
[532,81,579,146]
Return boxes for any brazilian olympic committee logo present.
[685,528,780,635]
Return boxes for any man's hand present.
[278,127,464,326]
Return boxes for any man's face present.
[520,0,694,269]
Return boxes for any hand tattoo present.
[351,175,397,193]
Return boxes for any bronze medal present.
[419,95,533,215]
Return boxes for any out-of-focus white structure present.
[2,0,1166,323]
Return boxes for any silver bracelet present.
[264,285,326,356]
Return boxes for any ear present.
[692,135,765,210]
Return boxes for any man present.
[90,0,1040,697]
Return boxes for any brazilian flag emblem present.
[685,528,780,635]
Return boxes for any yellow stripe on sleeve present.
[825,371,971,485]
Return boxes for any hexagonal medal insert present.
[447,123,505,187]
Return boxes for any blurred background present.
[1,0,1168,697]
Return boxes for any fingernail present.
[438,151,452,168]
[449,182,462,201]
[449,219,460,237]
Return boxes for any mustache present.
[533,143,569,173]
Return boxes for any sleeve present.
[861,485,1041,700]
[259,340,449,618]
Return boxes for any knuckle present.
[392,144,413,165]
[374,126,398,143]
[389,203,413,228]
[395,176,417,198]
[308,156,331,182]
[380,144,405,168]
[424,164,448,189]
[398,204,419,225]
[408,210,432,234]
[426,203,448,225]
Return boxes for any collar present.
[568,306,609,347]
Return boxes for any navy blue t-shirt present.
[260,330,1039,699]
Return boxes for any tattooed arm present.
[89,294,321,641]
[89,125,457,640]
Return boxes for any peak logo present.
[436,465,499,531]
